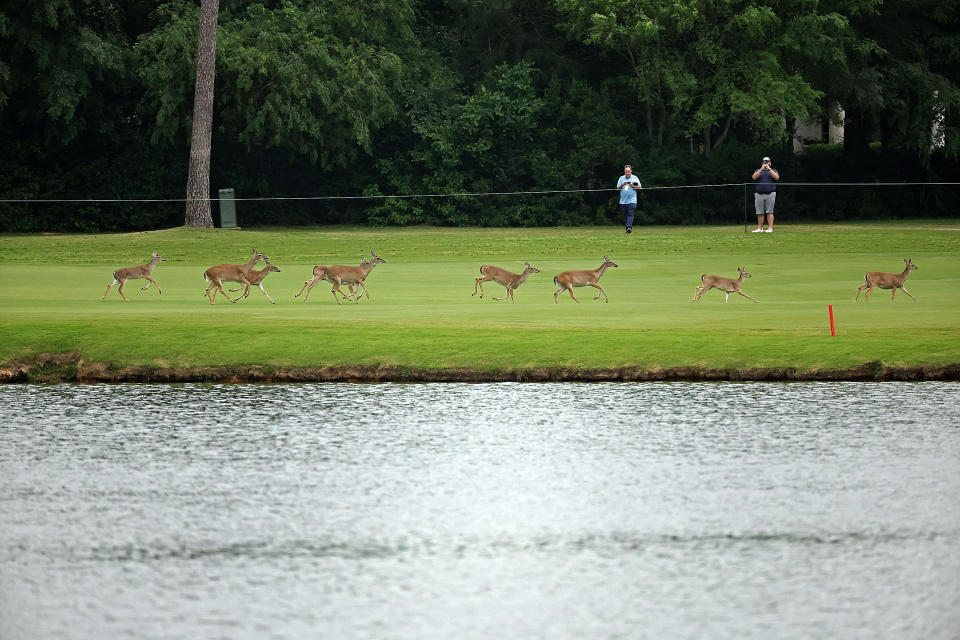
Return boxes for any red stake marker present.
[829,304,836,337]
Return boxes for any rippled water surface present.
[1,382,959,639]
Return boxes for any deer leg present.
[331,285,352,304]
[207,279,223,305]
[564,284,580,304]
[117,279,131,302]
[213,279,236,304]
[900,286,918,302]
[492,285,512,301]
[863,285,875,301]
[258,283,277,304]
[330,278,351,305]
[692,285,707,303]
[103,278,119,301]
[736,290,759,303]
[588,283,608,303]
[473,277,490,298]
[590,283,608,302]
[352,280,368,303]
[141,276,162,294]
[299,276,321,301]
[237,278,253,301]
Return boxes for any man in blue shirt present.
[751,156,779,232]
[617,164,641,233]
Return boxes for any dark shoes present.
[625,227,632,234]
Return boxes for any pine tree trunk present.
[184,0,219,228]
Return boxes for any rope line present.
[2,182,959,204]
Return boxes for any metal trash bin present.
[218,188,238,228]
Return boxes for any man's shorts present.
[755,192,776,215]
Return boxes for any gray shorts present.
[755,192,776,215]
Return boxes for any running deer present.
[553,255,618,303]
[202,249,266,305]
[856,258,919,301]
[102,251,165,302]
[228,257,281,304]
[472,261,540,302]
[295,251,386,304]
[692,267,758,303]
[294,256,368,301]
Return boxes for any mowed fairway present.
[0,222,958,373]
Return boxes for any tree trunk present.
[184,0,219,228]
[712,113,732,151]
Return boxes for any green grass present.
[1,222,958,372]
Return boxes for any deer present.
[228,257,281,304]
[295,251,386,304]
[102,251,165,302]
[473,261,540,303]
[202,248,266,305]
[856,258,919,302]
[553,255,618,304]
[692,267,758,303]
[294,255,369,302]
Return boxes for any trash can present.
[218,188,238,228]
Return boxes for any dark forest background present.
[2,0,959,231]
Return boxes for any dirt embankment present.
[2,353,959,384]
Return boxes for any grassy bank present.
[1,222,958,379]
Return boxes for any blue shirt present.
[755,169,777,194]
[617,174,640,204]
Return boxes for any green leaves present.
[555,0,846,151]
[136,0,417,167]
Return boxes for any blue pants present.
[621,203,636,229]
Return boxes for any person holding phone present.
[751,156,779,232]
[617,164,641,234]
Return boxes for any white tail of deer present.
[692,267,758,303]
[553,255,618,303]
[228,257,281,304]
[295,251,386,304]
[202,248,265,305]
[102,251,165,302]
[473,261,540,302]
[856,258,918,302]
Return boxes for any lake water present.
[1,382,959,639]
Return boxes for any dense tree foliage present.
[1,0,958,231]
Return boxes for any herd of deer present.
[101,250,921,305]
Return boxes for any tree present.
[137,0,418,171]
[184,0,218,228]
[852,0,960,161]
[554,0,856,153]
[0,0,133,145]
